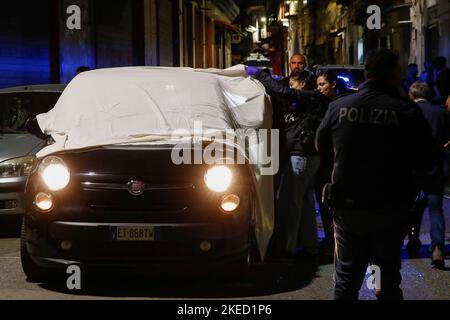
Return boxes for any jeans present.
[273,155,320,254]
[334,209,407,300]
[408,178,446,249]
[427,193,446,248]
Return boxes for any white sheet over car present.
[36,65,274,259]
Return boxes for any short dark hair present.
[409,81,431,100]
[317,70,337,84]
[364,48,399,79]
[290,70,316,90]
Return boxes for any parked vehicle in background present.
[244,53,273,73]
[0,85,64,217]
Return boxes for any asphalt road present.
[0,203,449,300]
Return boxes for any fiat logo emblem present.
[127,180,145,196]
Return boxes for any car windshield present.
[0,91,61,134]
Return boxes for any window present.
[0,92,61,133]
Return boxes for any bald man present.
[279,54,309,87]
[290,54,307,74]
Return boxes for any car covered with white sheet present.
[20,66,275,281]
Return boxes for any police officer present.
[315,48,438,300]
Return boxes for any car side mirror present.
[24,117,48,140]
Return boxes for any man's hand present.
[445,95,450,112]
[245,66,261,77]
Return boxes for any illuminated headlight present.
[0,156,35,178]
[34,192,54,212]
[221,194,240,213]
[204,166,232,192]
[39,156,70,191]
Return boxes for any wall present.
[59,0,96,84]
[0,1,52,88]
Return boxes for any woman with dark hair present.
[316,70,338,98]
[314,70,339,254]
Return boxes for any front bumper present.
[25,219,250,272]
[0,177,26,215]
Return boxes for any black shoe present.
[406,238,422,258]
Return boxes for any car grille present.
[67,174,204,222]
[80,181,194,192]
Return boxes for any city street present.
[1,201,449,300]
[1,0,450,303]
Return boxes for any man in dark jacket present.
[315,48,438,300]
[272,53,311,170]
[407,81,447,268]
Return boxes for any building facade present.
[0,0,240,89]
[276,0,450,73]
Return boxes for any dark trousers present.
[407,194,426,243]
[273,155,320,254]
[315,159,334,242]
[334,209,407,300]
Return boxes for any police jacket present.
[256,69,330,156]
[315,79,438,210]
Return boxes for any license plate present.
[114,226,154,241]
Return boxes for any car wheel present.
[20,219,50,283]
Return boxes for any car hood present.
[0,133,45,162]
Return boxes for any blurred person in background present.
[402,63,418,94]
[407,81,448,269]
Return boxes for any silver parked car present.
[0,84,65,216]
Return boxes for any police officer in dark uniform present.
[315,48,438,300]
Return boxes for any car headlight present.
[39,156,70,191]
[34,192,54,212]
[0,156,35,178]
[204,166,232,192]
[221,194,240,213]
